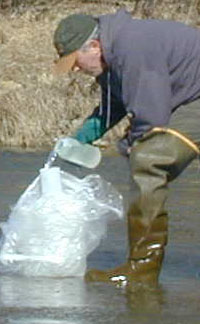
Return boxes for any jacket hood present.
[98,9,132,66]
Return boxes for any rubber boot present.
[85,127,199,286]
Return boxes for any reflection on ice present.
[8,320,77,324]
[0,275,87,308]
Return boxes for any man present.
[53,9,200,286]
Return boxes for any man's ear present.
[89,39,102,54]
[90,39,101,48]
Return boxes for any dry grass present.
[0,0,200,150]
[0,8,97,149]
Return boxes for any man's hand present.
[74,117,106,143]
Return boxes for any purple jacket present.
[93,9,200,152]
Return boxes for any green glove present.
[74,117,106,144]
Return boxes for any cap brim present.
[53,51,77,75]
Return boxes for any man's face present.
[73,40,107,77]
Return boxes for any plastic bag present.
[0,167,124,277]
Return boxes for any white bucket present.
[55,137,102,168]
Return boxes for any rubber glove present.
[74,117,106,144]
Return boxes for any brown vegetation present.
[0,0,200,150]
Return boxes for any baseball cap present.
[53,14,97,74]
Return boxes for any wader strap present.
[152,127,200,155]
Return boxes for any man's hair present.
[80,25,100,52]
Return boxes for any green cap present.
[54,14,97,57]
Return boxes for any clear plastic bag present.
[0,167,124,277]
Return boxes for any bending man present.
[53,9,200,286]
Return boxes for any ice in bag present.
[0,167,124,277]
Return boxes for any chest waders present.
[85,128,199,286]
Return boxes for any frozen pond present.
[0,100,200,323]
